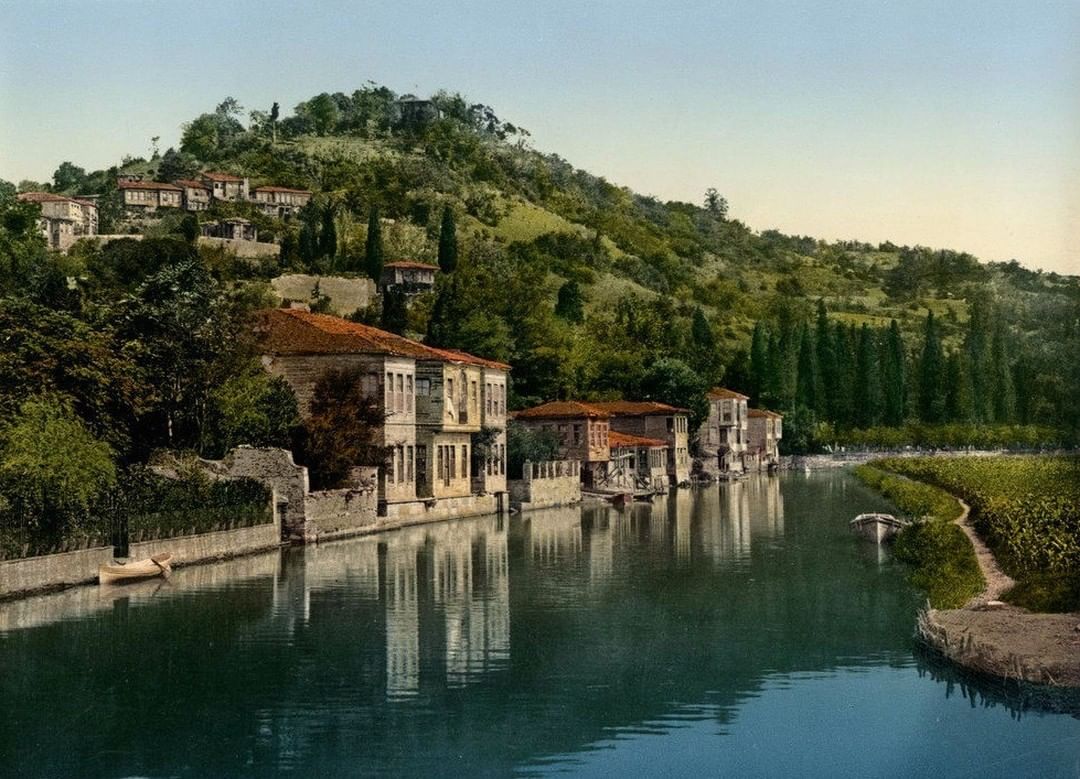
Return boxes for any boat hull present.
[849,514,904,544]
[99,554,172,585]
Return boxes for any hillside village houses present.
[17,191,98,250]
[117,172,311,217]
[256,307,509,519]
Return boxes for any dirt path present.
[952,498,1015,607]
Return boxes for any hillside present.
[4,85,1079,446]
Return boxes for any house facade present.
[255,307,509,514]
[608,431,669,492]
[381,261,438,292]
[17,192,98,250]
[119,180,183,212]
[586,401,691,485]
[201,172,249,202]
[512,401,611,488]
[202,217,257,241]
[175,179,211,211]
[748,409,783,470]
[698,388,750,477]
[251,186,312,218]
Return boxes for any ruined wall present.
[270,273,376,317]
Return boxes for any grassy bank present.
[853,464,984,608]
[872,456,1080,612]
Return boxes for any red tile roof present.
[202,171,245,182]
[707,387,749,401]
[255,308,509,370]
[252,185,312,194]
[748,408,783,419]
[175,179,210,190]
[514,401,610,420]
[17,192,71,203]
[385,261,439,271]
[118,180,182,191]
[609,430,667,448]
[587,400,689,416]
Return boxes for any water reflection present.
[0,473,1076,778]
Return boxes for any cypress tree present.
[854,324,881,428]
[944,351,974,423]
[381,286,409,335]
[990,320,1014,423]
[555,280,585,323]
[318,204,337,263]
[1012,356,1032,425]
[882,320,906,426]
[365,206,383,283]
[965,297,991,422]
[918,310,946,423]
[814,300,835,419]
[749,322,769,407]
[437,206,458,273]
[832,321,855,428]
[298,206,319,267]
[795,323,818,413]
[764,330,784,408]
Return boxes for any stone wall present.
[304,487,378,540]
[198,236,281,258]
[201,447,311,541]
[509,460,582,511]
[0,546,115,600]
[128,520,281,568]
[270,273,376,317]
[383,494,499,523]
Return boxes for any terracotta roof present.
[202,171,245,182]
[748,408,783,419]
[514,400,610,420]
[255,308,509,370]
[252,185,312,194]
[118,180,182,191]
[73,199,97,208]
[587,400,689,416]
[175,179,210,190]
[707,387,749,401]
[17,192,71,203]
[609,430,667,449]
[385,261,439,271]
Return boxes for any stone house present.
[381,261,438,292]
[201,171,249,202]
[748,409,783,470]
[698,388,750,477]
[175,179,211,211]
[201,217,257,241]
[17,192,98,251]
[608,431,669,492]
[118,180,183,212]
[586,401,691,485]
[255,307,508,514]
[513,401,611,488]
[251,186,312,219]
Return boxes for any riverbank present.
[856,457,1080,687]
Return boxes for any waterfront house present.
[17,192,98,250]
[586,401,691,485]
[380,261,438,292]
[699,388,750,477]
[201,171,249,202]
[118,180,183,212]
[513,401,611,488]
[748,409,783,470]
[255,307,508,514]
[251,185,312,219]
[608,431,669,492]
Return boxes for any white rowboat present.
[99,553,172,585]
[849,513,906,544]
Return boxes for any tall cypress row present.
[437,206,458,273]
[990,320,1014,423]
[965,297,991,422]
[365,206,383,283]
[919,310,946,423]
[832,321,855,428]
[749,322,769,406]
[795,322,818,413]
[814,300,835,419]
[854,324,880,428]
[944,350,974,422]
[882,320,906,426]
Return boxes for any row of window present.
[386,371,414,415]
[485,444,507,476]
[665,416,689,433]
[389,444,415,485]
[435,444,469,481]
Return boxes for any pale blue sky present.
[2,1,1077,273]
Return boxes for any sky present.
[1,0,1077,274]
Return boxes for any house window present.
[396,445,404,483]
[462,445,468,478]
[406,375,413,410]
[666,417,674,433]
[417,378,430,396]
[396,374,404,413]
[500,444,505,475]
[573,424,582,445]
[470,381,477,410]
[449,445,456,479]
[386,372,394,410]
[407,445,414,483]
[486,383,492,414]
[447,378,454,402]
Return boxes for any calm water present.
[1,472,1078,777]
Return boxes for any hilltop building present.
[380,261,439,292]
[255,308,509,518]
[17,192,98,250]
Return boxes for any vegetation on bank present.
[872,456,1080,612]
[853,464,983,609]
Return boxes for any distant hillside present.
[9,84,1079,438]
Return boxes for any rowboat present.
[849,513,906,544]
[99,553,173,585]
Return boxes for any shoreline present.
[913,493,1080,687]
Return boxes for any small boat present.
[99,553,173,585]
[849,513,906,544]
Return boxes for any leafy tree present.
[0,396,116,535]
[918,310,946,424]
[319,203,338,263]
[639,357,708,427]
[209,371,300,455]
[437,206,458,272]
[0,178,16,199]
[507,424,560,479]
[295,367,388,489]
[298,93,340,136]
[51,161,87,193]
[365,206,383,281]
[555,279,585,323]
[157,148,200,182]
[703,187,728,219]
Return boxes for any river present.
[1,471,1077,776]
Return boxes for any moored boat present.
[99,553,173,585]
[849,513,906,544]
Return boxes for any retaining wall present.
[0,546,115,600]
[509,460,582,511]
[305,487,378,540]
[384,494,499,523]
[128,521,281,568]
